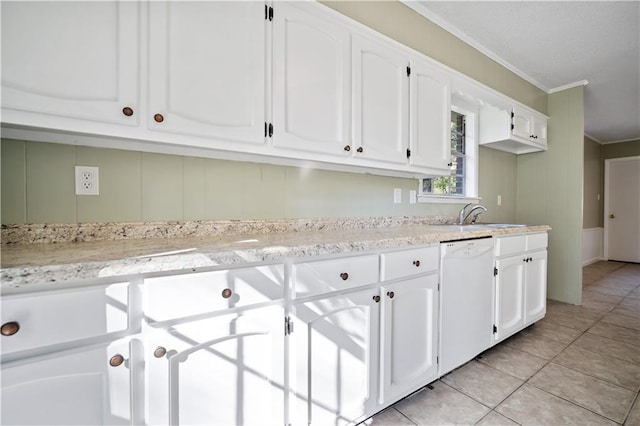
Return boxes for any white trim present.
[584,133,603,144]
[599,137,640,145]
[548,80,588,94]
[402,1,550,93]
[417,195,481,204]
[582,227,604,266]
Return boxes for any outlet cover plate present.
[75,166,99,196]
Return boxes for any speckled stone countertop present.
[1,217,550,288]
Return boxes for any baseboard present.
[582,228,604,266]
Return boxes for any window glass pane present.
[423,111,466,196]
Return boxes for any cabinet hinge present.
[493,325,497,334]
[511,111,515,118]
[264,122,268,138]
[406,148,411,158]
[494,267,498,276]
[285,316,294,335]
[268,122,274,137]
[267,5,274,21]
[436,356,439,364]
[437,283,440,291]
[406,66,411,77]
[511,123,514,130]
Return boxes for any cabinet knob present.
[610,214,616,219]
[109,354,125,367]
[373,295,380,303]
[356,147,364,153]
[154,113,164,123]
[154,346,167,358]
[343,145,351,152]
[221,288,233,299]
[339,272,349,281]
[1,321,20,336]
[387,291,395,299]
[413,260,421,267]
[122,106,134,117]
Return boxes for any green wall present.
[583,136,603,229]
[2,139,518,224]
[602,140,640,159]
[517,86,585,304]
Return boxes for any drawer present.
[526,233,548,251]
[144,265,284,323]
[494,235,526,257]
[293,254,379,299]
[1,282,129,356]
[381,246,439,281]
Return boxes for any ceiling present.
[405,1,640,144]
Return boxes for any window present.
[419,100,478,203]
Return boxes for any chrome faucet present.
[458,203,488,224]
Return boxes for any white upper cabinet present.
[352,34,410,165]
[409,59,451,173]
[272,2,351,155]
[479,104,548,154]
[147,1,266,144]
[1,1,140,128]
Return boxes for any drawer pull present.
[356,147,364,153]
[1,321,20,336]
[413,260,421,267]
[109,354,125,367]
[373,295,380,303]
[339,272,349,281]
[122,106,134,117]
[154,113,164,123]
[387,291,395,299]
[154,346,167,358]
[221,288,233,299]
[343,145,351,152]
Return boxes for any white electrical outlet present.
[497,195,502,206]
[75,166,99,195]
[409,190,417,204]
[393,188,401,204]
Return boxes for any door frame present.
[603,155,640,260]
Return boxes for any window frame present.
[418,97,480,204]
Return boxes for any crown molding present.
[548,80,589,94]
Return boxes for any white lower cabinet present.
[379,274,439,407]
[291,289,379,425]
[1,338,133,425]
[145,307,285,426]
[494,233,548,342]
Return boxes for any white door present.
[605,156,640,262]
[145,308,284,426]
[292,289,379,426]
[1,339,132,425]
[494,256,525,341]
[1,1,139,127]
[352,34,409,164]
[379,275,438,407]
[524,250,547,325]
[148,1,265,144]
[272,2,351,155]
[511,107,532,142]
[409,59,451,173]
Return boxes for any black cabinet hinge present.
[264,122,267,137]
[406,66,411,77]
[493,325,497,334]
[266,5,273,21]
[511,123,514,130]
[268,122,274,137]
[494,267,498,276]
[406,149,411,158]
[511,111,515,118]
[285,316,293,335]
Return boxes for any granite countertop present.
[1,218,550,288]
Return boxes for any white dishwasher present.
[439,237,495,376]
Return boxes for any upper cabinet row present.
[1,1,451,177]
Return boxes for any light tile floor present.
[363,261,640,425]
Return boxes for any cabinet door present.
[409,59,451,173]
[1,1,139,127]
[379,274,438,407]
[531,115,548,147]
[291,289,379,425]
[148,1,265,144]
[511,107,532,142]
[352,35,409,164]
[145,307,284,426]
[494,256,526,341]
[1,339,132,425]
[525,250,547,325]
[272,3,351,155]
